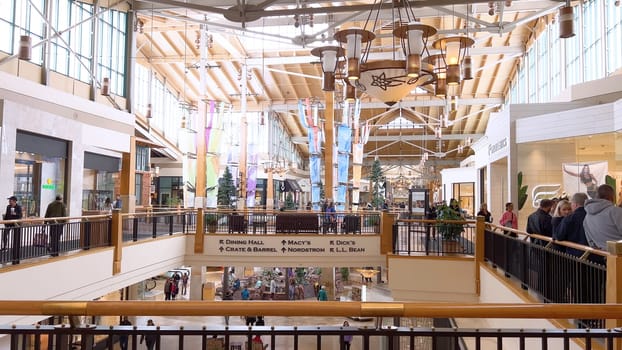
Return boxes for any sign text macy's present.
[204,236,379,256]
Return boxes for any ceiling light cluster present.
[311,0,474,106]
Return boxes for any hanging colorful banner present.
[205,101,228,208]
[299,99,322,210]
[246,112,259,208]
[352,143,364,210]
[336,124,351,211]
[350,100,364,211]
[182,156,196,208]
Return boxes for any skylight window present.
[379,116,424,129]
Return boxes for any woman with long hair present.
[477,202,492,223]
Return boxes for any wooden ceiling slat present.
[135,1,548,170]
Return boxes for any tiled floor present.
[128,270,393,350]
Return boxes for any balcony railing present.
[483,224,608,328]
[0,215,110,265]
[201,210,382,235]
[392,218,475,255]
[121,209,194,242]
[1,301,622,350]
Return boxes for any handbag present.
[503,219,517,237]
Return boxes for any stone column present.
[119,136,136,213]
[189,266,205,300]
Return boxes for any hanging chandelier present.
[312,0,475,106]
[332,0,438,106]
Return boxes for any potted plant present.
[435,203,463,252]
[364,215,378,227]
[205,213,218,233]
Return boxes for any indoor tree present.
[217,166,236,208]
[285,192,296,209]
[370,159,385,209]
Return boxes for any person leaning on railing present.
[3,196,22,251]
[583,184,622,251]
[499,202,518,237]
[554,192,589,257]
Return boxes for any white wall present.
[0,236,187,326]
[516,103,616,144]
[0,72,134,216]
[440,167,477,205]
[388,256,478,302]
[517,142,576,211]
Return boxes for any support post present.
[324,91,334,201]
[189,266,205,300]
[475,216,485,296]
[380,211,396,255]
[195,208,204,253]
[119,136,136,213]
[266,170,274,210]
[111,209,122,274]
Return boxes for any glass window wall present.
[82,170,115,211]
[155,176,184,207]
[14,152,66,217]
[508,1,621,104]
[0,0,127,96]
[452,182,474,217]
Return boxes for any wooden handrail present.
[1,301,622,319]
[487,223,610,258]
[0,214,110,225]
[120,208,195,218]
[398,217,610,260]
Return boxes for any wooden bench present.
[341,215,361,234]
[275,214,319,233]
[228,214,247,234]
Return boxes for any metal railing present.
[1,301,622,350]
[121,210,194,242]
[204,210,382,235]
[483,224,609,328]
[4,324,621,350]
[392,218,476,256]
[0,215,110,265]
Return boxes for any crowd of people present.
[163,272,189,300]
[497,184,622,256]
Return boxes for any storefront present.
[82,152,120,212]
[14,131,68,217]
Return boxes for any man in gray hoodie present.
[583,184,622,250]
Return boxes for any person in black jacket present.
[476,203,492,223]
[554,192,600,312]
[526,199,554,245]
[119,317,132,350]
[139,319,157,350]
[3,196,23,251]
[525,198,554,297]
[554,193,589,257]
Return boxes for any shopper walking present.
[343,321,352,350]
[317,285,328,301]
[119,317,132,350]
[44,195,67,256]
[139,319,157,350]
